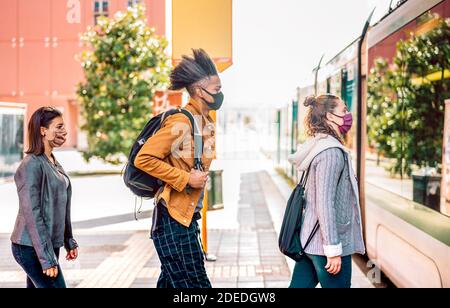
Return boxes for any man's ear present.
[196,86,204,98]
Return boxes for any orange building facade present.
[0,0,167,149]
[0,0,232,179]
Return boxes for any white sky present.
[221,0,392,108]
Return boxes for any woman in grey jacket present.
[288,94,365,288]
[11,107,78,288]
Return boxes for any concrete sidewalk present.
[0,170,291,288]
[0,168,374,288]
[0,126,374,288]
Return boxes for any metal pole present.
[202,110,217,262]
[202,190,208,252]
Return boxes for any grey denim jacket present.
[10,154,78,270]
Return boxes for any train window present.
[342,63,356,112]
[329,73,342,98]
[366,12,449,217]
[317,80,327,95]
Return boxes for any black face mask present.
[201,88,224,111]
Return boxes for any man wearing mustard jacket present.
[135,49,223,288]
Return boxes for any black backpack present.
[278,163,318,262]
[123,108,203,199]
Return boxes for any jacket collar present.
[288,133,350,171]
[36,154,67,175]
[289,134,360,207]
[186,98,203,115]
[185,98,214,125]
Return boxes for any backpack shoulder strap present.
[336,148,347,184]
[300,147,347,188]
[179,109,204,171]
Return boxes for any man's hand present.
[188,169,208,189]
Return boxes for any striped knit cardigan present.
[288,134,365,257]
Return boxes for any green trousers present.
[290,254,352,288]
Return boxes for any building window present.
[127,0,141,7]
[94,0,109,24]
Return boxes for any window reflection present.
[366,12,449,216]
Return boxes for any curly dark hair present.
[169,49,218,96]
[304,94,344,143]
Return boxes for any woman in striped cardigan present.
[288,94,365,288]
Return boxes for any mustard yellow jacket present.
[135,98,215,227]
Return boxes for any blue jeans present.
[11,243,66,288]
[290,254,352,288]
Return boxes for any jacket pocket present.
[337,222,351,247]
[337,206,352,225]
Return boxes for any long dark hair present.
[26,107,62,155]
[304,94,343,143]
[169,49,218,96]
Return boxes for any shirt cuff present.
[64,238,79,251]
[323,243,343,257]
[40,249,59,270]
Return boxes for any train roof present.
[368,0,445,48]
[300,0,446,89]
[311,0,446,73]
[320,0,413,68]
[374,0,409,25]
[323,37,360,67]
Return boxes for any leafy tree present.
[77,5,170,164]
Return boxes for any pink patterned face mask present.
[331,112,353,135]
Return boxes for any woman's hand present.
[325,256,342,275]
[43,266,58,278]
[66,248,78,261]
